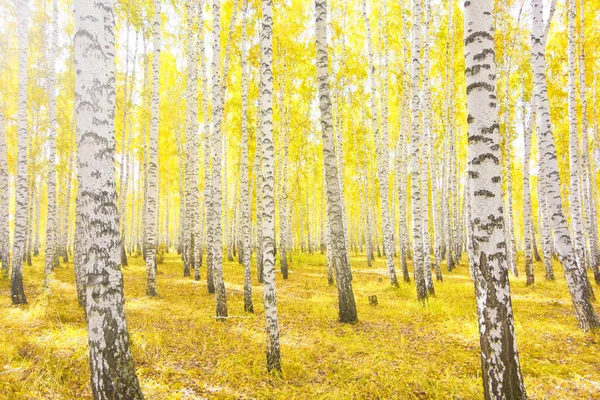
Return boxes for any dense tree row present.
[0,0,599,398]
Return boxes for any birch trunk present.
[464,1,527,396]
[0,111,8,278]
[118,27,130,268]
[211,0,228,319]
[410,0,427,301]
[578,0,600,283]
[567,0,587,279]
[421,0,435,294]
[240,0,253,312]
[44,0,59,288]
[74,0,143,396]
[523,96,535,286]
[363,0,398,287]
[532,0,599,329]
[184,0,198,278]
[11,0,29,305]
[260,0,281,372]
[199,0,215,290]
[145,0,161,296]
[316,0,357,322]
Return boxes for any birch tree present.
[579,0,599,281]
[184,0,199,278]
[523,96,535,286]
[362,0,398,287]
[260,0,281,372]
[0,111,8,278]
[410,0,427,301]
[44,0,59,288]
[11,0,29,305]
[211,0,228,319]
[464,0,526,397]
[567,0,586,278]
[531,0,599,329]
[240,0,253,312]
[73,0,143,397]
[145,0,161,296]
[316,0,358,323]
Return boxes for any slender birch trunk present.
[11,0,29,305]
[532,0,599,329]
[464,1,527,396]
[211,0,228,319]
[363,0,398,287]
[74,0,143,396]
[410,0,427,301]
[44,0,59,288]
[579,0,600,282]
[145,0,161,296]
[118,26,130,268]
[567,0,587,280]
[260,0,281,372]
[421,0,435,293]
[316,0,357,323]
[0,111,8,278]
[184,0,198,278]
[240,0,253,312]
[523,95,535,286]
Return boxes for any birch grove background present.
[0,0,600,398]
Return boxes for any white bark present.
[44,0,59,289]
[362,0,398,287]
[464,0,526,396]
[410,0,427,300]
[0,111,8,277]
[211,0,228,318]
[11,0,29,304]
[184,0,199,278]
[74,0,143,396]
[260,0,281,372]
[531,0,599,329]
[316,0,357,323]
[145,0,161,296]
[240,0,253,312]
[567,0,586,277]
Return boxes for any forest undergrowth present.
[1,252,599,399]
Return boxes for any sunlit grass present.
[0,251,599,398]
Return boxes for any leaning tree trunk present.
[260,0,282,372]
[464,1,527,397]
[11,0,29,305]
[410,0,427,301]
[145,0,161,297]
[531,0,599,329]
[316,0,357,323]
[73,0,143,397]
[211,0,228,319]
[363,0,398,287]
[240,0,253,313]
[44,0,59,289]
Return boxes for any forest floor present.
[1,251,599,399]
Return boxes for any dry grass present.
[0,251,599,399]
